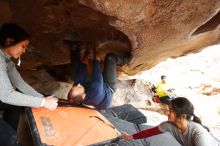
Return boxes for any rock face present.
[1,0,130,70]
[112,79,153,107]
[79,0,220,74]
[0,0,220,75]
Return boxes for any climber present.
[155,75,175,104]
[67,43,130,109]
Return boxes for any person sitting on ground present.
[155,75,174,104]
[0,23,58,133]
[123,97,220,146]
[67,43,130,109]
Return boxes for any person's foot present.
[116,53,131,66]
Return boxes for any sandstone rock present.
[20,69,72,99]
[6,0,130,70]
[0,0,219,75]
[0,1,12,24]
[80,0,220,74]
[112,79,153,108]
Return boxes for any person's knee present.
[105,53,116,62]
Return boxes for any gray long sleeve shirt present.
[0,48,44,107]
[159,121,220,146]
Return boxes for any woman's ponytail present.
[192,114,210,132]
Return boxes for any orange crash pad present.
[26,107,120,146]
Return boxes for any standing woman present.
[123,97,220,146]
[0,23,58,132]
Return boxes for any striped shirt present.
[0,48,43,107]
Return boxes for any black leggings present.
[70,48,120,92]
[0,101,22,130]
[103,53,117,92]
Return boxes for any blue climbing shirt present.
[74,60,113,109]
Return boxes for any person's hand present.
[43,96,58,111]
[81,53,89,64]
[93,47,101,62]
[122,132,134,140]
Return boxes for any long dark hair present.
[169,97,210,132]
[0,23,30,48]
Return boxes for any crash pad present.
[26,107,120,146]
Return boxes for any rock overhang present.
[0,0,219,75]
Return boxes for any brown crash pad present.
[27,107,119,146]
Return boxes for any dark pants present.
[0,101,22,130]
[70,48,124,92]
[0,119,19,146]
[103,53,118,92]
[70,45,81,81]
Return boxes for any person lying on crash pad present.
[65,43,130,109]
